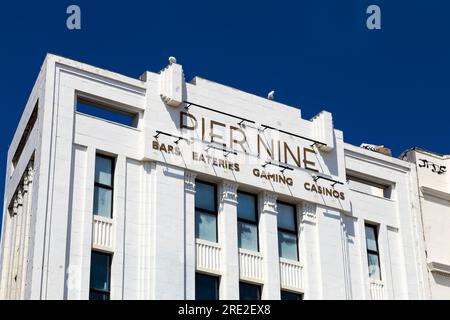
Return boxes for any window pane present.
[195,273,219,300]
[77,100,137,128]
[239,282,261,300]
[237,192,257,221]
[196,211,217,242]
[281,291,303,300]
[89,291,110,300]
[89,252,110,292]
[277,202,296,231]
[95,156,113,186]
[365,225,378,252]
[238,221,258,251]
[94,186,112,218]
[195,182,216,212]
[278,231,298,261]
[368,253,381,280]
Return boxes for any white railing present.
[92,215,114,251]
[239,249,263,282]
[196,240,222,273]
[279,258,304,291]
[369,279,385,300]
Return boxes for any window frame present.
[239,281,262,300]
[76,97,139,128]
[94,154,115,219]
[365,223,382,281]
[195,272,220,300]
[195,180,218,243]
[277,201,299,261]
[237,191,260,252]
[280,290,303,300]
[89,251,112,300]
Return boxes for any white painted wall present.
[403,149,450,299]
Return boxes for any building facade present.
[0,54,430,299]
[402,148,450,299]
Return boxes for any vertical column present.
[150,163,185,299]
[301,201,322,299]
[184,171,197,300]
[378,224,394,299]
[22,164,34,299]
[7,200,18,299]
[111,155,126,300]
[139,162,153,299]
[80,146,96,299]
[20,167,34,299]
[218,181,239,300]
[0,205,12,299]
[259,191,280,300]
[16,177,29,299]
[357,219,370,300]
[11,190,23,299]
[316,206,347,299]
[65,145,88,300]
[3,200,17,299]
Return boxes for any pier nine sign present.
[147,109,350,211]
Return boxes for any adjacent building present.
[401,148,450,299]
[0,54,434,299]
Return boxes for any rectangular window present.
[12,102,38,170]
[237,191,259,252]
[365,224,381,280]
[195,181,218,242]
[277,202,299,261]
[94,155,115,218]
[89,251,111,300]
[239,282,261,300]
[347,175,392,199]
[77,97,139,128]
[281,290,303,300]
[195,273,219,300]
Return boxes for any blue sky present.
[0,1,449,229]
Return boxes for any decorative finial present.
[168,56,177,65]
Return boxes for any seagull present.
[267,90,275,100]
[169,56,177,64]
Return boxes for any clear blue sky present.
[0,1,449,229]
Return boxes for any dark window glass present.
[277,202,296,231]
[94,155,114,218]
[77,99,137,127]
[239,282,261,300]
[365,224,381,280]
[237,192,257,221]
[12,102,38,168]
[281,290,303,300]
[277,202,298,261]
[195,182,216,212]
[195,273,219,300]
[89,251,111,300]
[195,181,218,242]
[237,192,258,252]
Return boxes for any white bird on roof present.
[168,56,177,64]
[267,90,275,100]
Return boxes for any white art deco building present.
[0,54,432,300]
